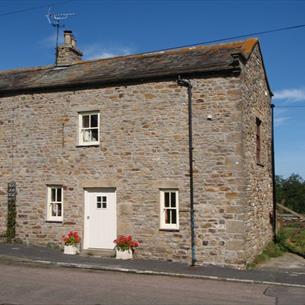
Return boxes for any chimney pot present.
[64,30,73,46]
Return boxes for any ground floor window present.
[47,186,63,222]
[160,190,179,230]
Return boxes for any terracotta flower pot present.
[115,249,133,260]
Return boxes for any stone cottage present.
[0,31,274,268]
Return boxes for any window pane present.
[57,203,62,216]
[82,115,90,128]
[170,192,176,207]
[51,188,56,202]
[164,192,169,207]
[51,203,57,216]
[171,209,177,224]
[165,209,170,224]
[57,188,62,202]
[82,129,91,142]
[91,114,98,128]
[102,196,107,208]
[91,129,98,142]
[97,196,101,208]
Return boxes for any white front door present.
[84,188,117,249]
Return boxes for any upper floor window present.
[47,186,63,222]
[256,117,262,164]
[78,112,100,145]
[160,190,179,230]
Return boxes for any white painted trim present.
[83,190,89,249]
[78,111,100,146]
[46,186,63,222]
[160,189,179,230]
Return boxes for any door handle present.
[87,216,90,220]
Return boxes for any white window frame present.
[160,189,179,230]
[78,111,100,146]
[47,186,63,222]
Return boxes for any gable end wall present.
[240,44,273,264]
[191,75,246,267]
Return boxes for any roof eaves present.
[0,64,238,96]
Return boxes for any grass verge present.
[248,223,305,269]
[247,242,286,269]
[277,225,305,257]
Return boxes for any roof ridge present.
[0,38,259,94]
[75,38,258,65]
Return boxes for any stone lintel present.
[152,179,183,190]
[82,179,117,189]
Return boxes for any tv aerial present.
[46,8,75,53]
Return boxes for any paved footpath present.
[0,243,305,288]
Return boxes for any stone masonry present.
[0,38,273,268]
[241,46,273,263]
[56,30,83,65]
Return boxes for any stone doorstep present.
[80,248,115,258]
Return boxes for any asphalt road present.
[0,262,304,305]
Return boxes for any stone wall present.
[0,95,13,237]
[191,76,246,267]
[0,47,272,266]
[57,46,83,65]
[240,45,273,264]
[0,82,191,261]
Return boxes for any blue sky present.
[1,0,305,178]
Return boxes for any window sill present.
[76,144,100,148]
[46,220,63,224]
[159,228,180,232]
[256,162,264,167]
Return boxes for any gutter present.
[177,75,196,266]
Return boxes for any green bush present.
[276,174,305,214]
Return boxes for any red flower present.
[62,231,81,246]
[113,235,139,252]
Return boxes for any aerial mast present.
[46,8,75,65]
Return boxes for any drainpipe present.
[177,75,196,266]
[271,103,277,241]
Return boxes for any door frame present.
[83,187,117,250]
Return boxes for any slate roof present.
[0,39,258,94]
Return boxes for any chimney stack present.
[56,30,83,66]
